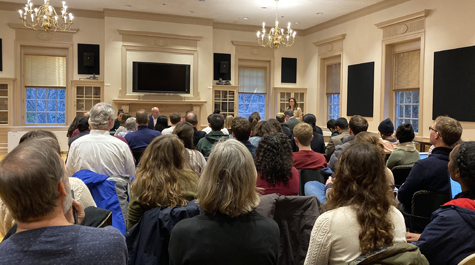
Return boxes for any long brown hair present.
[132,134,198,207]
[326,143,395,254]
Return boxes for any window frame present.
[324,59,342,122]
[237,65,269,120]
[25,86,67,125]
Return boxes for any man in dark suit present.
[185,111,206,147]
[276,113,292,138]
[126,109,162,151]
[283,110,301,134]
[148,107,160,130]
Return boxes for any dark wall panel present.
[78,43,100,75]
[347,62,374,117]
[433,45,475,121]
[0,39,2,72]
[213,53,231,81]
[281,57,297,83]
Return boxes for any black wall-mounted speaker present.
[220,61,229,74]
[78,44,99,75]
[347,62,375,117]
[214,53,231,80]
[281,57,297,83]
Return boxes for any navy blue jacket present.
[193,127,206,147]
[414,200,475,265]
[398,147,452,211]
[148,114,157,130]
[239,139,256,159]
[125,125,161,150]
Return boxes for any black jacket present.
[193,127,206,147]
[290,131,325,154]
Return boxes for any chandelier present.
[257,0,296,49]
[18,0,73,31]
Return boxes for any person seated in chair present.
[407,141,475,265]
[398,116,462,211]
[196,114,229,157]
[255,132,299,196]
[0,138,127,264]
[125,109,162,151]
[386,123,420,170]
[231,117,256,159]
[291,114,325,154]
[292,123,327,170]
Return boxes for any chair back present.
[404,190,451,233]
[132,149,145,166]
[391,165,413,187]
[298,169,330,196]
[458,253,475,265]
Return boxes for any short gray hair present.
[125,117,137,131]
[89,102,114,129]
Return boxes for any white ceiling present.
[11,0,384,29]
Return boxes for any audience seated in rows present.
[196,114,229,157]
[0,138,127,264]
[292,123,327,170]
[327,119,339,137]
[127,134,199,229]
[398,115,462,211]
[148,107,160,130]
[125,109,162,151]
[172,122,207,175]
[116,117,137,137]
[291,114,325,154]
[379,118,398,153]
[113,112,131,136]
[386,123,419,169]
[185,111,206,146]
[66,102,135,177]
[231,117,256,158]
[304,143,409,264]
[68,115,90,147]
[276,112,292,138]
[202,112,229,135]
[283,109,301,134]
[255,132,299,196]
[169,139,280,265]
[111,109,124,132]
[154,115,169,132]
[407,141,475,265]
[162,112,181,135]
[328,115,368,170]
[325,117,350,159]
[250,120,277,147]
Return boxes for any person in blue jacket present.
[407,141,475,265]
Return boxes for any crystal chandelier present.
[18,0,74,31]
[257,0,296,49]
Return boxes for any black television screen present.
[133,62,190,94]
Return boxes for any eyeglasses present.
[429,126,441,136]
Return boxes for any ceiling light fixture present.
[188,11,193,13]
[256,0,295,49]
[295,21,300,24]
[18,0,73,31]
[243,17,249,20]
[316,12,323,15]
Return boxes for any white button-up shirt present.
[66,130,136,177]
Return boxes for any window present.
[326,63,341,121]
[24,55,66,124]
[394,50,420,132]
[238,67,266,120]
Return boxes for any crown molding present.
[0,1,104,19]
[302,0,411,36]
[104,8,213,26]
[8,23,79,33]
[313,34,346,47]
[117,29,203,41]
[231,40,261,47]
[375,9,430,28]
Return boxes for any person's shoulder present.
[76,226,125,246]
[172,214,201,235]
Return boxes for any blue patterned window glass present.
[327,94,340,121]
[395,90,419,133]
[26,87,66,124]
[238,94,266,120]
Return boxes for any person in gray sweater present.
[386,124,420,169]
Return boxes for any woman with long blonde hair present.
[126,134,199,229]
[305,143,406,264]
[169,139,279,265]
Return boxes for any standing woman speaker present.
[287,98,302,120]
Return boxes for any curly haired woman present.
[304,143,406,264]
[255,132,299,195]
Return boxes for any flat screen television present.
[132,62,190,94]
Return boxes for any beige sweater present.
[304,206,406,265]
